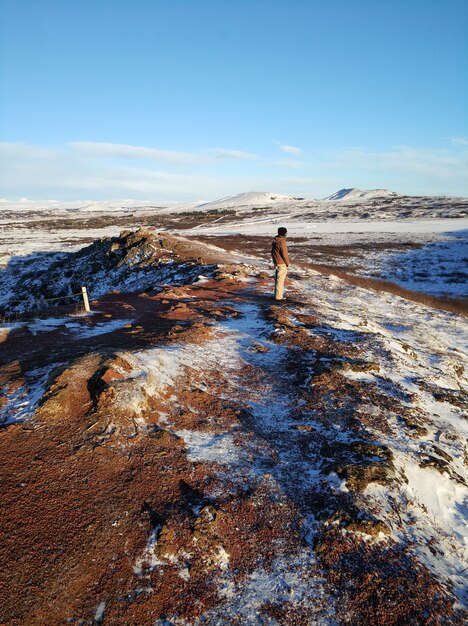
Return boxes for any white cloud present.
[279,145,303,155]
[332,146,467,179]
[0,142,262,200]
[450,137,468,146]
[1,141,467,200]
[68,141,204,165]
[210,148,259,160]
[68,142,259,165]
[0,142,61,159]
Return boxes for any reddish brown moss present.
[315,527,466,626]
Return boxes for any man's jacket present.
[271,235,290,266]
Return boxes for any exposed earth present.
[0,227,467,625]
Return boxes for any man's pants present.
[274,264,288,300]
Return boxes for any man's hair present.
[277,227,287,236]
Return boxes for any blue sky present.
[1,0,467,200]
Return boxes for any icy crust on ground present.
[0,316,135,426]
[0,364,59,426]
[376,234,468,297]
[296,269,468,602]
[0,225,125,268]
[191,555,335,626]
[3,316,134,338]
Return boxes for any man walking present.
[271,227,289,301]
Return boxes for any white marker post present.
[81,286,91,313]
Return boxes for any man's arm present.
[280,239,290,266]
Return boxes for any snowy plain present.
[2,189,467,300]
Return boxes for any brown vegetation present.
[0,232,465,624]
[315,527,466,626]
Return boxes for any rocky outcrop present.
[1,228,218,315]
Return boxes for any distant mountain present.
[194,192,299,211]
[324,188,400,202]
[0,198,175,213]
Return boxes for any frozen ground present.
[1,258,467,623]
[0,217,467,624]
[377,231,467,297]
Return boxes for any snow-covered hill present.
[324,188,400,201]
[2,189,467,218]
[192,191,301,211]
[0,198,175,212]
[0,192,300,216]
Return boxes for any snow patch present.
[402,458,468,545]
[0,365,59,426]
[133,524,164,576]
[174,430,240,465]
[94,602,106,624]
